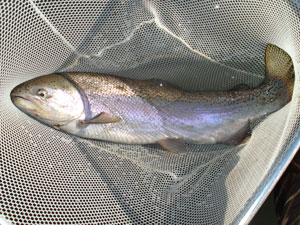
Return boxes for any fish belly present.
[62,96,251,145]
[62,96,169,144]
[155,101,250,144]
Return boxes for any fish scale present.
[10,44,294,153]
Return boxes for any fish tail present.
[265,44,295,99]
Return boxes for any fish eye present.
[37,89,48,98]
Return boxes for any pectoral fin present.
[79,112,121,128]
[87,112,121,124]
[157,138,186,154]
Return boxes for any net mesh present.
[1,0,300,224]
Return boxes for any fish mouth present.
[11,95,71,127]
[10,94,39,114]
[11,95,33,108]
[11,95,30,102]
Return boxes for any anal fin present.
[157,138,186,154]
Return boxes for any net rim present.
[235,131,300,224]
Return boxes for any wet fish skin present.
[58,71,289,145]
[10,44,294,153]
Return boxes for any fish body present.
[55,72,288,145]
[11,44,294,153]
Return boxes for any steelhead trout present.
[11,44,294,153]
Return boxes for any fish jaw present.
[11,95,39,114]
[11,94,70,127]
[10,93,52,120]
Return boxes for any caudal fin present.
[265,44,294,99]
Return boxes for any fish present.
[10,44,294,153]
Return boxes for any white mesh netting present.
[1,0,300,224]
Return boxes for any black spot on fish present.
[115,85,126,91]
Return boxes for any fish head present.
[10,74,85,127]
